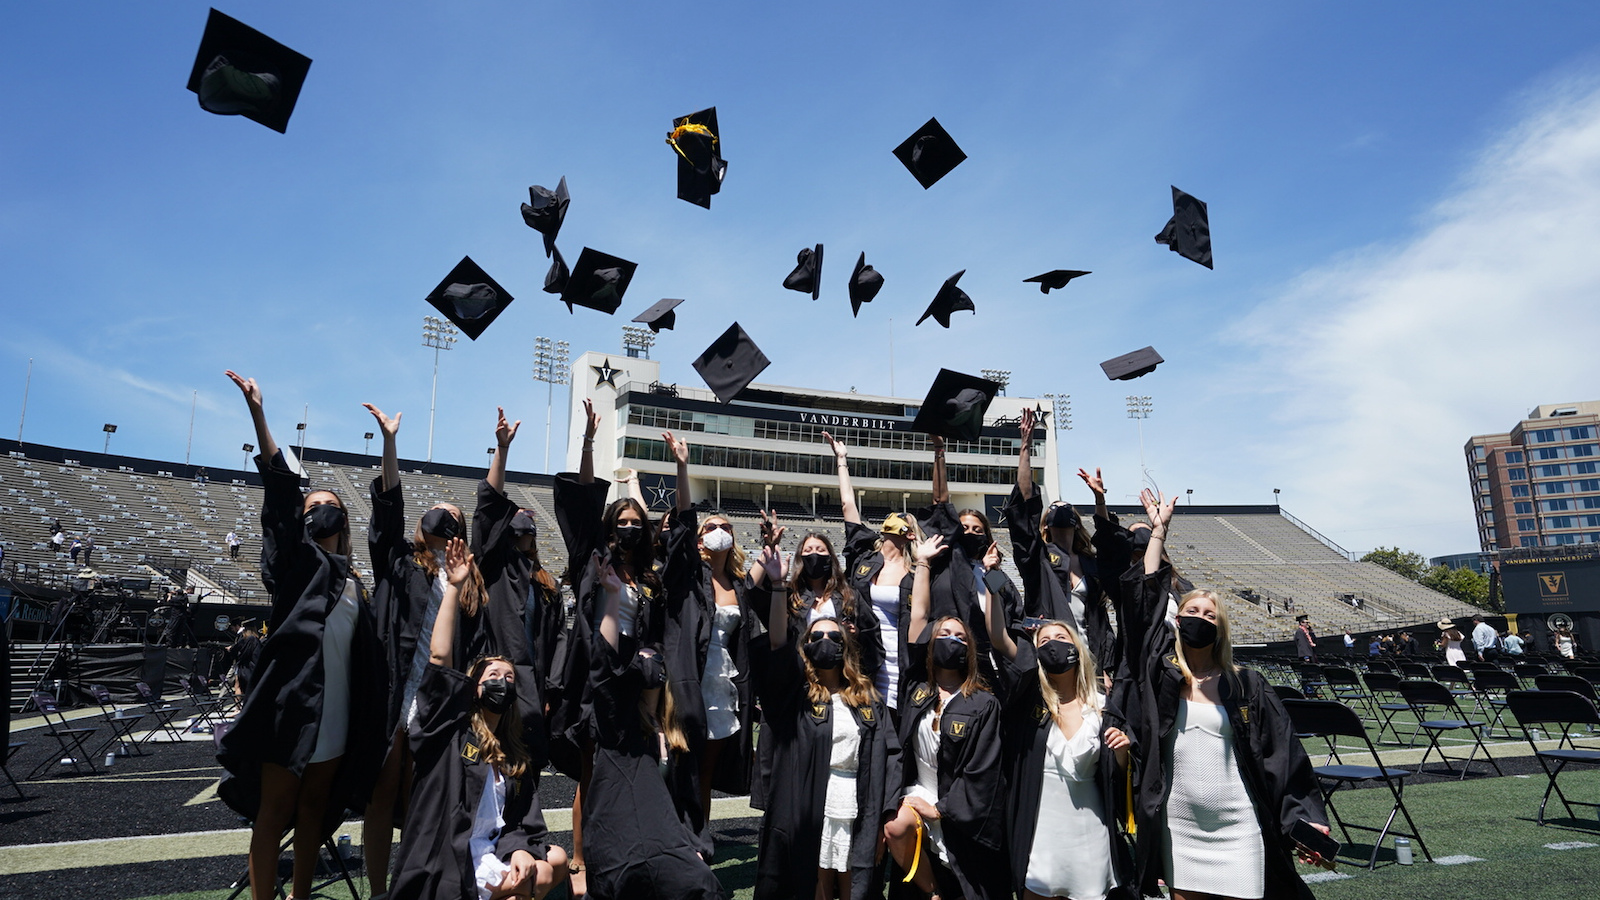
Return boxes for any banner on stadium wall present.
[640,473,678,511]
[985,495,1010,529]
[1502,556,1600,613]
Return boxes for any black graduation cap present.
[668,107,728,208]
[1154,186,1213,269]
[848,253,884,316]
[783,245,824,299]
[692,322,770,403]
[510,510,538,536]
[917,270,975,328]
[911,369,1001,442]
[632,297,685,333]
[1100,346,1164,381]
[892,117,967,189]
[186,8,313,134]
[424,256,514,341]
[1024,270,1092,293]
[542,246,569,295]
[560,248,637,315]
[520,177,569,258]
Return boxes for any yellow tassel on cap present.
[666,123,717,164]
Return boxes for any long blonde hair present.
[697,515,748,580]
[801,616,879,708]
[467,656,530,781]
[413,505,487,616]
[1172,589,1241,694]
[1033,621,1101,728]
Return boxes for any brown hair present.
[602,498,662,597]
[466,655,530,781]
[412,505,487,616]
[924,615,991,702]
[639,655,690,755]
[515,511,558,595]
[787,532,859,620]
[801,617,879,708]
[956,508,1004,564]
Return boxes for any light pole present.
[1273,487,1281,508]
[622,326,656,360]
[242,443,254,471]
[422,315,458,462]
[295,420,307,459]
[185,390,197,465]
[102,423,117,454]
[1126,394,1153,479]
[533,336,571,473]
[1040,393,1072,494]
[981,369,1012,396]
[17,357,32,442]
[364,432,374,456]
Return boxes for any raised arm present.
[1077,467,1109,520]
[578,399,599,485]
[488,406,520,494]
[225,371,278,462]
[596,550,627,651]
[619,469,646,507]
[429,537,474,668]
[1141,488,1175,575]
[931,435,949,504]
[987,542,1018,661]
[760,545,790,650]
[1016,406,1035,500]
[824,432,860,525]
[908,534,946,645]
[750,511,787,587]
[363,403,403,492]
[664,432,691,511]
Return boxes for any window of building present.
[1511,485,1531,497]
[1568,426,1594,441]
[1583,515,1600,529]
[1548,533,1579,546]
[1537,447,1564,460]
[1582,497,1600,510]
[1547,516,1575,529]
[1572,444,1598,458]
[1515,501,1534,514]
[1520,536,1540,548]
[1517,518,1536,530]
[1478,479,1490,493]
[1540,464,1565,477]
[1530,428,1559,443]
[1508,468,1527,480]
[1576,461,1598,475]
[1475,463,1488,477]
[1542,499,1572,512]
[1505,450,1525,463]
[1576,479,1600,492]
[1474,445,1488,459]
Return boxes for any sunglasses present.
[806,631,845,645]
[701,522,733,533]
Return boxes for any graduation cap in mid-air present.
[542,246,570,295]
[1100,346,1164,381]
[668,106,727,208]
[848,253,884,316]
[892,117,967,189]
[1024,270,1091,293]
[424,256,514,340]
[911,369,1001,442]
[520,177,569,258]
[1154,186,1213,269]
[186,8,312,134]
[560,248,637,314]
[692,322,770,403]
[783,244,824,299]
[917,270,975,328]
[510,509,538,537]
[632,297,685,333]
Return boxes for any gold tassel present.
[902,805,924,883]
[665,123,717,164]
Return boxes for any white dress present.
[904,707,948,864]
[807,596,840,625]
[819,694,860,872]
[1443,637,1467,667]
[701,604,742,740]
[469,767,512,900]
[310,577,360,763]
[868,583,901,709]
[1163,700,1264,899]
[1025,706,1117,900]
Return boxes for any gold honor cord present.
[901,803,925,883]
[1125,766,1137,834]
[666,123,717,164]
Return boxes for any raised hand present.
[1019,405,1035,438]
[759,509,786,548]
[758,543,785,581]
[913,534,947,564]
[224,371,263,409]
[821,430,848,460]
[1140,488,1175,529]
[1077,467,1106,497]
[930,435,945,453]
[982,541,1001,571]
[583,399,600,442]
[362,403,402,438]
[444,537,474,589]
[495,407,521,447]
[663,431,689,465]
[595,549,623,596]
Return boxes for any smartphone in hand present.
[1290,819,1339,869]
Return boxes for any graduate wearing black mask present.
[1123,490,1330,900]
[217,372,387,900]
[883,535,1006,900]
[549,399,664,893]
[392,537,568,900]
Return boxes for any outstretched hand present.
[759,509,786,548]
[495,407,521,447]
[1077,467,1106,497]
[758,544,785,581]
[982,541,1001,571]
[1018,406,1035,438]
[362,403,402,438]
[821,431,848,460]
[224,371,263,409]
[444,537,474,589]
[594,549,623,596]
[663,431,689,465]
[1140,488,1176,529]
[913,534,947,564]
[583,399,600,442]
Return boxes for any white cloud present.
[1233,71,1600,557]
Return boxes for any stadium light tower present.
[102,423,117,454]
[1039,393,1072,492]
[422,315,458,462]
[622,326,656,360]
[242,442,254,471]
[981,369,1011,396]
[533,336,571,473]
[364,432,374,456]
[1126,395,1154,487]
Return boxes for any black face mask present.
[956,531,990,559]
[803,636,843,670]
[479,677,514,713]
[1047,505,1079,530]
[614,524,644,548]
[303,503,346,540]
[932,636,968,670]
[1038,638,1080,674]
[801,552,832,581]
[1129,528,1152,554]
[638,652,668,689]
[420,507,460,540]
[1177,615,1218,649]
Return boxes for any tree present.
[1361,547,1429,581]
[1420,564,1492,610]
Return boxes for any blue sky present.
[4,1,1600,557]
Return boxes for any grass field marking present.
[1542,841,1598,850]
[185,780,221,806]
[1433,854,1486,865]
[1303,871,1353,883]
[28,774,218,786]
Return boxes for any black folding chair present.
[1575,666,1600,687]
[2,741,26,799]
[25,692,101,779]
[1430,665,1488,718]
[1283,699,1432,868]
[1323,666,1375,720]
[1469,669,1521,738]
[1506,691,1600,826]
[1366,657,1399,674]
[1516,662,1550,689]
[1273,684,1306,701]
[1361,671,1415,745]
[1297,664,1328,699]
[183,674,227,734]
[87,684,147,759]
[1399,662,1432,680]
[133,681,189,743]
[1395,680,1502,780]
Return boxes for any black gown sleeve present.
[1004,486,1046,617]
[407,662,473,768]
[553,473,612,578]
[659,507,701,603]
[472,479,518,569]
[368,474,412,579]
[1252,671,1329,833]
[841,521,879,569]
[256,451,312,628]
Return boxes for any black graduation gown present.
[216,451,388,825]
[751,620,901,900]
[842,521,913,693]
[471,478,555,773]
[994,636,1135,900]
[583,631,723,900]
[1003,487,1114,673]
[227,630,262,695]
[1122,564,1327,900]
[892,637,1007,900]
[392,664,552,900]
[545,473,609,779]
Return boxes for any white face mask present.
[702,527,734,553]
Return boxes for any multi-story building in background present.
[1467,401,1600,553]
